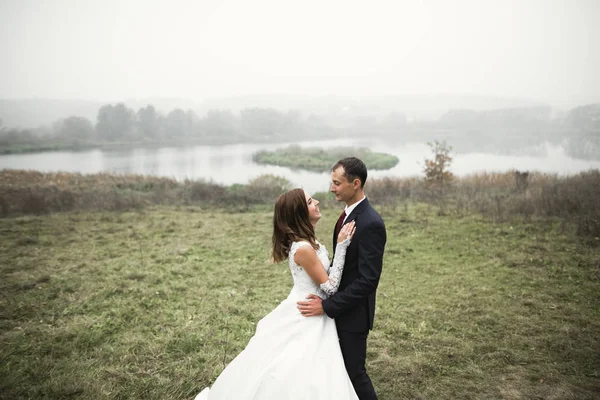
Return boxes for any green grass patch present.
[253,145,399,172]
[1,204,599,399]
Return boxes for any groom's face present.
[330,166,357,204]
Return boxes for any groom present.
[297,157,386,400]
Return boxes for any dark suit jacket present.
[322,198,386,332]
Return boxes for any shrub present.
[366,177,415,205]
[245,174,292,203]
[423,140,454,188]
[184,180,228,203]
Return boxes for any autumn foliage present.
[423,140,455,188]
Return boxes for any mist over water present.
[1,1,598,180]
[2,140,598,194]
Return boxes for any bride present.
[194,188,359,399]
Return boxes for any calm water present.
[1,139,599,194]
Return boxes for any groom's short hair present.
[332,157,367,188]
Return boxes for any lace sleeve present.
[289,241,313,273]
[319,237,351,296]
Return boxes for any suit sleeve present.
[322,220,386,318]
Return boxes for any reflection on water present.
[1,140,599,195]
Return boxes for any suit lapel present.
[331,198,370,251]
[345,197,369,224]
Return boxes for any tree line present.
[0,102,598,159]
[0,104,325,147]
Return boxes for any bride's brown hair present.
[272,188,319,263]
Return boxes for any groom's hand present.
[297,294,324,317]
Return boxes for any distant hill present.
[0,99,104,128]
[0,98,200,128]
[196,94,547,120]
[121,97,202,116]
[1,95,547,129]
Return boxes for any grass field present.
[1,202,599,399]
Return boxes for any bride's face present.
[304,191,321,226]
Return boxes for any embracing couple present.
[195,157,387,400]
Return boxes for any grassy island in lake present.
[252,145,399,172]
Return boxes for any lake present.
[1,139,599,194]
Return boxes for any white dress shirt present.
[343,196,366,223]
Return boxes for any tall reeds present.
[366,169,600,238]
[2,168,598,238]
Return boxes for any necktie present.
[335,210,346,238]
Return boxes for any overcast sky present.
[1,0,598,107]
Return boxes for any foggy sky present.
[1,0,599,107]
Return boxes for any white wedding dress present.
[194,240,358,400]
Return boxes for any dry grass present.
[364,170,600,240]
[2,168,599,240]
[0,170,290,216]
